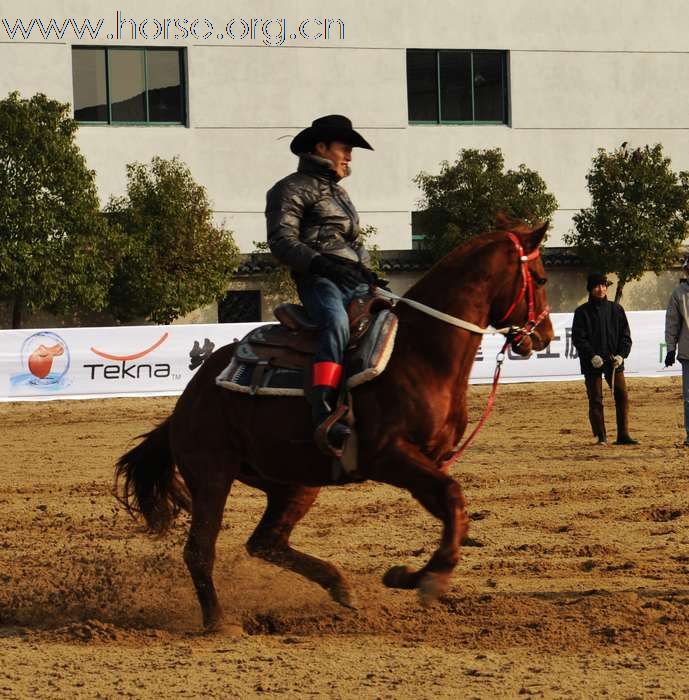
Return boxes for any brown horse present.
[116,219,553,632]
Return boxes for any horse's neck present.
[403,247,496,333]
[392,252,496,379]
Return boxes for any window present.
[407,49,508,124]
[72,47,186,124]
[411,211,427,250]
[218,291,262,323]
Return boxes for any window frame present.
[72,46,187,127]
[407,48,509,126]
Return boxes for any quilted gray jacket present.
[265,154,370,275]
[665,279,689,360]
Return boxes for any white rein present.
[375,288,512,336]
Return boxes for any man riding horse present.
[265,114,383,451]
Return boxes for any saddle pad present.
[216,310,398,396]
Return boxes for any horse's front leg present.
[374,441,469,604]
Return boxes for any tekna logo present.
[11,331,71,392]
[85,333,171,380]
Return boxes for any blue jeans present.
[296,276,369,365]
[681,360,689,441]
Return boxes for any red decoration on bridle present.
[497,231,550,344]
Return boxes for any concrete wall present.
[1,0,688,317]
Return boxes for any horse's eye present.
[535,277,547,287]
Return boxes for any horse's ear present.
[521,221,549,252]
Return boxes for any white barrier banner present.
[0,311,679,401]
[470,310,676,384]
[0,323,258,401]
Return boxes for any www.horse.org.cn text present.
[0,13,346,45]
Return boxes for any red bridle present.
[442,231,550,468]
[496,231,550,343]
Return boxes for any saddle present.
[216,293,397,478]
[216,293,397,397]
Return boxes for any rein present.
[447,337,509,464]
[375,288,513,335]
[375,231,549,341]
[376,231,550,467]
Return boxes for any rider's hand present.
[665,350,676,367]
[591,355,604,369]
[309,256,362,287]
[361,267,390,290]
[612,355,624,368]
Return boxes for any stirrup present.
[314,404,350,458]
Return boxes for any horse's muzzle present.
[509,319,553,357]
[510,334,533,358]
[528,325,554,353]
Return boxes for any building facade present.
[1,0,688,324]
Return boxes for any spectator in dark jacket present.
[663,257,689,445]
[265,115,381,452]
[572,273,638,445]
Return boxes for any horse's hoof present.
[417,573,447,607]
[382,565,416,589]
[330,581,358,610]
[222,623,246,638]
[203,618,244,637]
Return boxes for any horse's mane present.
[403,213,545,303]
[452,213,545,260]
[492,211,542,235]
[443,213,544,262]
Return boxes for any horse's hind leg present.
[182,464,234,633]
[246,482,356,609]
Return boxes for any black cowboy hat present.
[290,114,373,155]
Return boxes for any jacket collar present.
[588,295,609,307]
[297,153,340,182]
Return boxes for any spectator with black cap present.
[572,273,638,445]
[664,257,689,445]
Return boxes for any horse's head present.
[490,220,554,357]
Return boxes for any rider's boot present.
[309,362,351,451]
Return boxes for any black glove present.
[360,267,390,290]
[665,350,676,367]
[309,256,362,287]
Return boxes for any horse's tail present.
[115,417,191,535]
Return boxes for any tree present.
[413,148,559,259]
[106,157,240,324]
[0,92,118,328]
[565,144,689,302]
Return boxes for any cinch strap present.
[313,362,343,388]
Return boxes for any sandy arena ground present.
[1,377,689,698]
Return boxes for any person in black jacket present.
[571,273,638,445]
[265,115,382,451]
